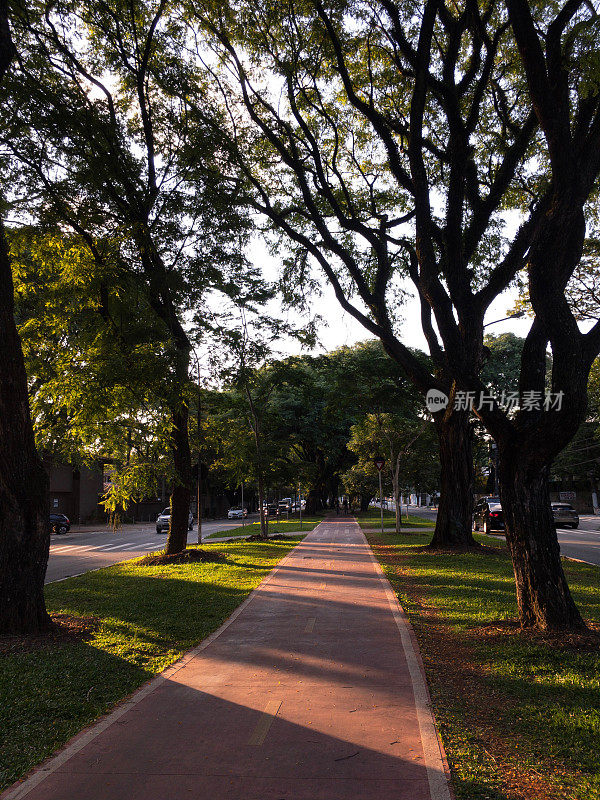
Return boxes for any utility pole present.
[196,363,202,545]
[490,442,499,496]
[374,457,385,535]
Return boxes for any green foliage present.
[558,359,600,484]
[481,337,600,485]
[10,227,177,509]
[205,339,433,505]
[2,1,271,527]
[481,333,525,398]
[4,0,253,312]
[344,412,439,500]
[10,226,267,517]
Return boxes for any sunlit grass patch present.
[367,530,600,800]
[0,538,300,792]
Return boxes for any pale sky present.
[251,237,533,359]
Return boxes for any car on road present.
[551,502,579,529]
[228,507,248,519]
[278,497,292,509]
[50,513,70,534]
[156,507,194,534]
[473,497,504,534]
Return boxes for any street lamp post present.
[192,356,203,546]
[379,472,384,533]
[490,442,499,496]
[483,310,525,328]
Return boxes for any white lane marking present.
[94,542,136,551]
[49,545,85,552]
[51,541,136,553]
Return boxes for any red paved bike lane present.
[2,518,451,800]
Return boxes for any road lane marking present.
[248,700,282,746]
[95,542,136,551]
[50,544,91,551]
[304,617,316,633]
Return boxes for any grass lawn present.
[205,514,324,539]
[355,508,435,530]
[0,537,301,792]
[366,529,600,800]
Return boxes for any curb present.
[360,528,454,800]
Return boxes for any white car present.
[228,507,248,519]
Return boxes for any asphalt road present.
[408,507,600,567]
[45,518,252,584]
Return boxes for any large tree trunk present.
[428,409,477,548]
[391,456,402,533]
[393,485,402,533]
[165,402,192,555]
[0,221,50,633]
[498,445,585,631]
[305,487,325,514]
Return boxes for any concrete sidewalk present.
[578,514,600,531]
[4,519,451,800]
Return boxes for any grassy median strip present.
[366,530,600,800]
[0,538,302,793]
[355,509,435,530]
[205,514,324,539]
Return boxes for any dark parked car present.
[551,502,579,529]
[156,508,194,534]
[50,513,70,534]
[473,497,504,534]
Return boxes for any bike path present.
[3,518,450,800]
